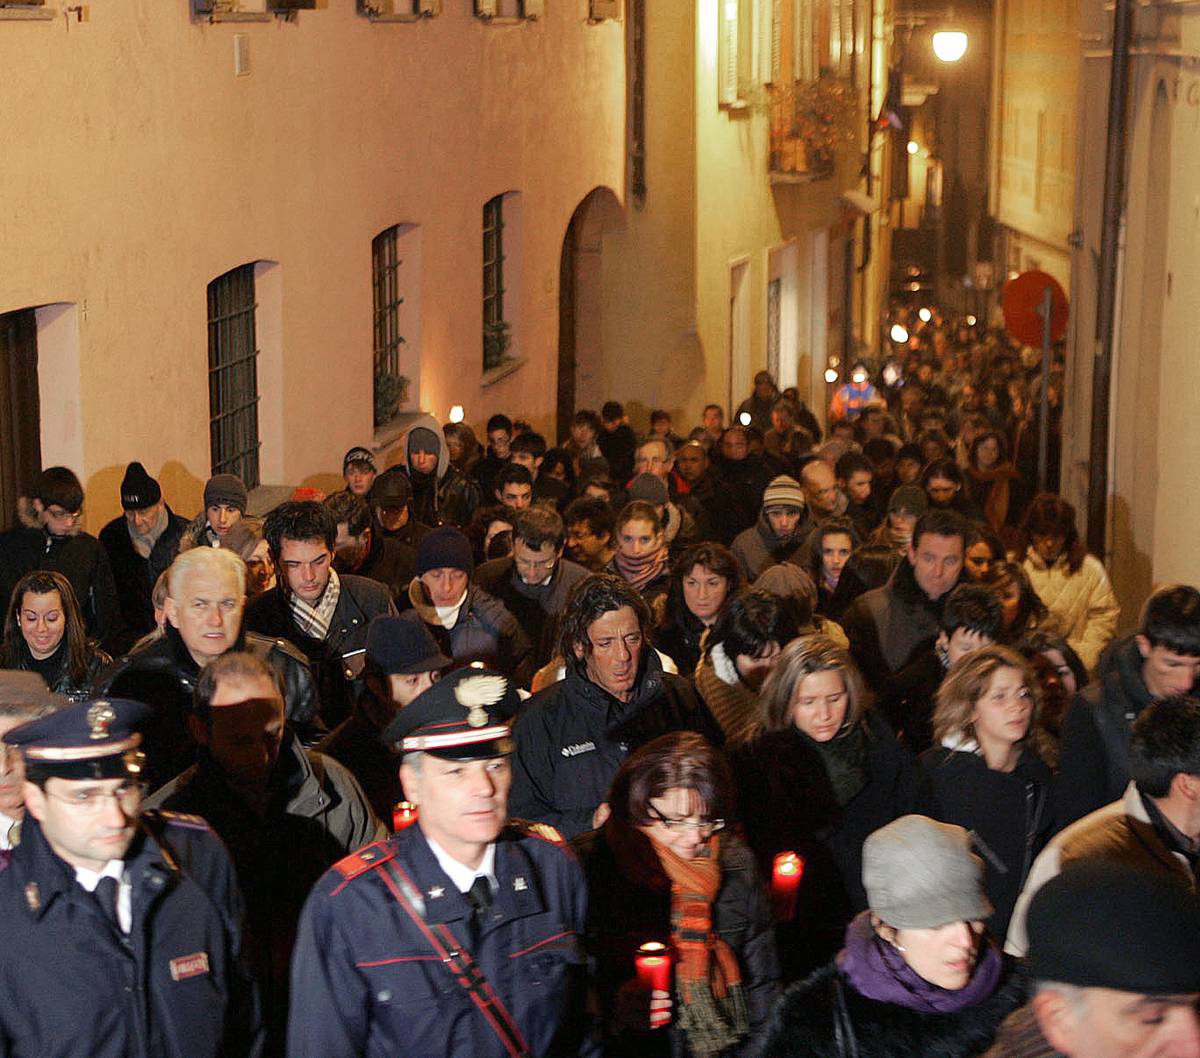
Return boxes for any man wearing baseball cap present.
[317,615,453,820]
[0,696,262,1057]
[99,461,189,646]
[980,862,1200,1058]
[341,446,378,497]
[288,668,591,1058]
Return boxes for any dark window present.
[0,309,41,533]
[482,195,509,370]
[372,226,405,426]
[207,264,260,488]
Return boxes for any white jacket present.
[1022,548,1119,673]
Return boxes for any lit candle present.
[634,941,671,1029]
[392,801,418,832]
[772,851,804,920]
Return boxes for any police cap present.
[5,697,152,781]
[382,667,518,760]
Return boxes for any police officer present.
[288,667,595,1058]
[0,696,263,1058]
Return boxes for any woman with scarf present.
[806,517,860,617]
[573,731,779,1058]
[607,501,672,608]
[964,430,1027,537]
[655,543,742,677]
[2,570,110,702]
[730,476,811,583]
[920,646,1054,942]
[755,814,1026,1058]
[732,635,929,980]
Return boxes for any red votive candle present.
[771,851,804,920]
[635,941,671,992]
[392,801,418,832]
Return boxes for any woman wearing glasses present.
[572,731,779,1057]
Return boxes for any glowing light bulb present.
[918,308,932,323]
[907,140,920,155]
[738,411,752,426]
[932,30,968,62]
[824,368,839,384]
[448,404,465,424]
[890,323,909,344]
[966,314,978,326]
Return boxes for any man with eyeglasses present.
[0,695,263,1058]
[0,466,124,653]
[475,506,588,675]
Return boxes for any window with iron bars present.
[207,263,260,488]
[482,194,510,371]
[372,226,406,426]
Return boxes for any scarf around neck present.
[127,503,169,559]
[838,910,1003,1014]
[800,721,868,805]
[614,545,668,593]
[290,567,341,641]
[408,578,467,630]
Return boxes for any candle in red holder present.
[392,801,418,832]
[635,941,672,1029]
[771,851,804,920]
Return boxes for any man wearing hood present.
[841,509,968,694]
[403,415,481,528]
[99,461,190,649]
[1056,585,1200,826]
[731,475,812,582]
[509,573,724,838]
[735,370,781,433]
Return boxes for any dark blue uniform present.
[287,821,595,1058]
[0,811,262,1058]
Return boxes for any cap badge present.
[454,674,507,729]
[87,701,117,741]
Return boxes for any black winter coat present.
[732,712,932,979]
[751,957,1027,1058]
[919,746,1054,941]
[352,531,415,602]
[103,625,322,790]
[573,828,779,1058]
[99,507,189,650]
[244,573,396,729]
[510,651,726,838]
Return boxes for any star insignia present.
[428,886,445,899]
[513,876,527,892]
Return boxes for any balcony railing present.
[767,76,858,182]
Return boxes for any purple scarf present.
[837,911,1002,1014]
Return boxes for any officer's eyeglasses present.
[45,781,146,814]
[647,806,725,836]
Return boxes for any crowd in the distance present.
[1,304,1199,1058]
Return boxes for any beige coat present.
[1022,549,1119,672]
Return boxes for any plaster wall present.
[0,0,624,529]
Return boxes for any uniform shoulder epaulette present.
[155,810,211,831]
[507,818,566,847]
[331,841,395,886]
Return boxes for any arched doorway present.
[557,186,625,440]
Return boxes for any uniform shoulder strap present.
[331,841,395,884]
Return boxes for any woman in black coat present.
[919,645,1054,942]
[573,731,779,1058]
[753,815,1026,1058]
[731,634,931,981]
[654,543,742,678]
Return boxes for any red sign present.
[1002,271,1069,347]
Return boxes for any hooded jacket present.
[403,413,481,528]
[731,509,812,583]
[509,650,725,838]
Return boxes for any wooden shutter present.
[0,309,41,534]
[718,0,740,104]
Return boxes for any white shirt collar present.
[425,836,497,896]
[73,859,125,892]
[0,810,18,851]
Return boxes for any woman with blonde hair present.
[920,645,1054,941]
[732,634,928,978]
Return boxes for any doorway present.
[0,308,42,531]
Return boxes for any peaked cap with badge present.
[6,696,152,781]
[382,666,519,760]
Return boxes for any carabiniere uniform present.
[0,697,263,1058]
[287,668,595,1058]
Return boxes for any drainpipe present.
[1087,0,1134,556]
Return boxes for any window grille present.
[372,226,405,425]
[482,195,508,370]
[207,264,260,487]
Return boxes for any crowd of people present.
[0,307,1198,1058]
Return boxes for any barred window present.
[483,194,509,371]
[207,264,260,488]
[372,226,406,426]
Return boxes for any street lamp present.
[931,30,968,62]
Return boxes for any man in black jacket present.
[99,462,189,652]
[245,501,396,729]
[0,466,124,653]
[474,505,588,672]
[324,490,411,601]
[103,546,321,790]
[1056,584,1200,826]
[509,573,723,838]
[841,509,967,694]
